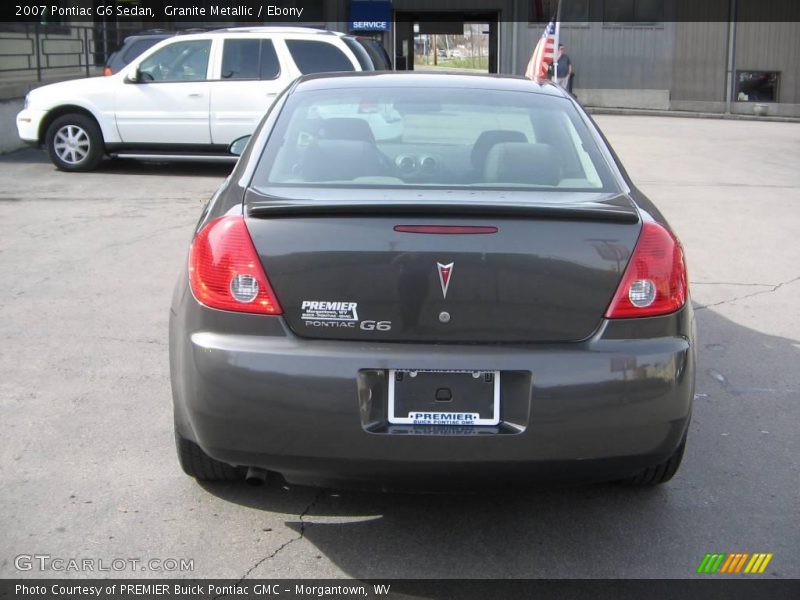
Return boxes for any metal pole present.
[725,0,738,114]
[84,27,90,78]
[552,0,561,83]
[34,23,41,82]
[510,0,517,75]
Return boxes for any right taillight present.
[605,221,687,319]
[103,66,113,76]
[188,216,282,315]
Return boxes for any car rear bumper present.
[170,292,695,487]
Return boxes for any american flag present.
[525,19,558,81]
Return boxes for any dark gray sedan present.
[169,72,694,489]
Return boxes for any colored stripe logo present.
[697,553,773,574]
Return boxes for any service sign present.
[349,0,393,32]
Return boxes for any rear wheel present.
[621,435,687,487]
[45,114,104,172]
[175,430,243,481]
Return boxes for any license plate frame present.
[387,369,500,426]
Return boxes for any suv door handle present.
[188,93,203,98]
[265,93,277,97]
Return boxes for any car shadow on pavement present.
[195,302,799,579]
[93,158,234,178]
[0,149,233,178]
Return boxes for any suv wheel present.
[175,430,243,481]
[45,114,104,172]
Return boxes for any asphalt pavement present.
[0,116,798,579]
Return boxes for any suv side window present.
[138,40,211,82]
[221,39,281,80]
[285,40,355,74]
[259,41,280,79]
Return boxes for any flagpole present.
[552,0,562,83]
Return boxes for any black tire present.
[45,113,105,172]
[621,436,687,487]
[175,430,243,481]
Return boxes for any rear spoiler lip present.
[246,200,640,224]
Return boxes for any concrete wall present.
[734,21,800,104]
[671,21,728,102]
[0,99,24,153]
[575,88,670,110]
[559,23,675,91]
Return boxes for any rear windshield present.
[252,86,618,192]
[285,40,355,75]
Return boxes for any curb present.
[584,106,800,123]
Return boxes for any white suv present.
[16,27,383,171]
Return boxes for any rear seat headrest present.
[318,118,375,144]
[483,142,561,186]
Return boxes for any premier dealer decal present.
[301,300,359,328]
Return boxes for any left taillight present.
[188,216,282,315]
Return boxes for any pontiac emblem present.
[437,262,454,299]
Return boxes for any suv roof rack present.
[211,26,338,35]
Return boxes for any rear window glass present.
[285,40,355,74]
[357,38,392,70]
[342,37,374,70]
[221,39,280,80]
[252,87,617,192]
[122,38,162,63]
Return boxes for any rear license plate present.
[388,369,500,426]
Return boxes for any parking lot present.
[1,115,799,579]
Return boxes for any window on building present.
[285,40,355,74]
[603,0,664,23]
[736,71,779,102]
[562,0,591,22]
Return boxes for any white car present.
[16,27,384,171]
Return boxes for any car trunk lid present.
[244,188,640,343]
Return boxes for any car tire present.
[45,114,105,172]
[175,430,243,481]
[621,435,687,487]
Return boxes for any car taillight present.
[103,66,113,76]
[605,221,687,319]
[188,216,282,315]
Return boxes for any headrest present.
[483,142,560,186]
[471,129,528,169]
[318,118,375,144]
[301,140,384,182]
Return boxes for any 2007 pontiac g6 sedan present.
[169,72,695,490]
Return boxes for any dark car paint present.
[244,212,640,343]
[169,293,694,487]
[170,73,696,488]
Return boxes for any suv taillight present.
[605,221,687,318]
[103,66,113,76]
[188,216,282,315]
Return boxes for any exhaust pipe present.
[245,467,268,487]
